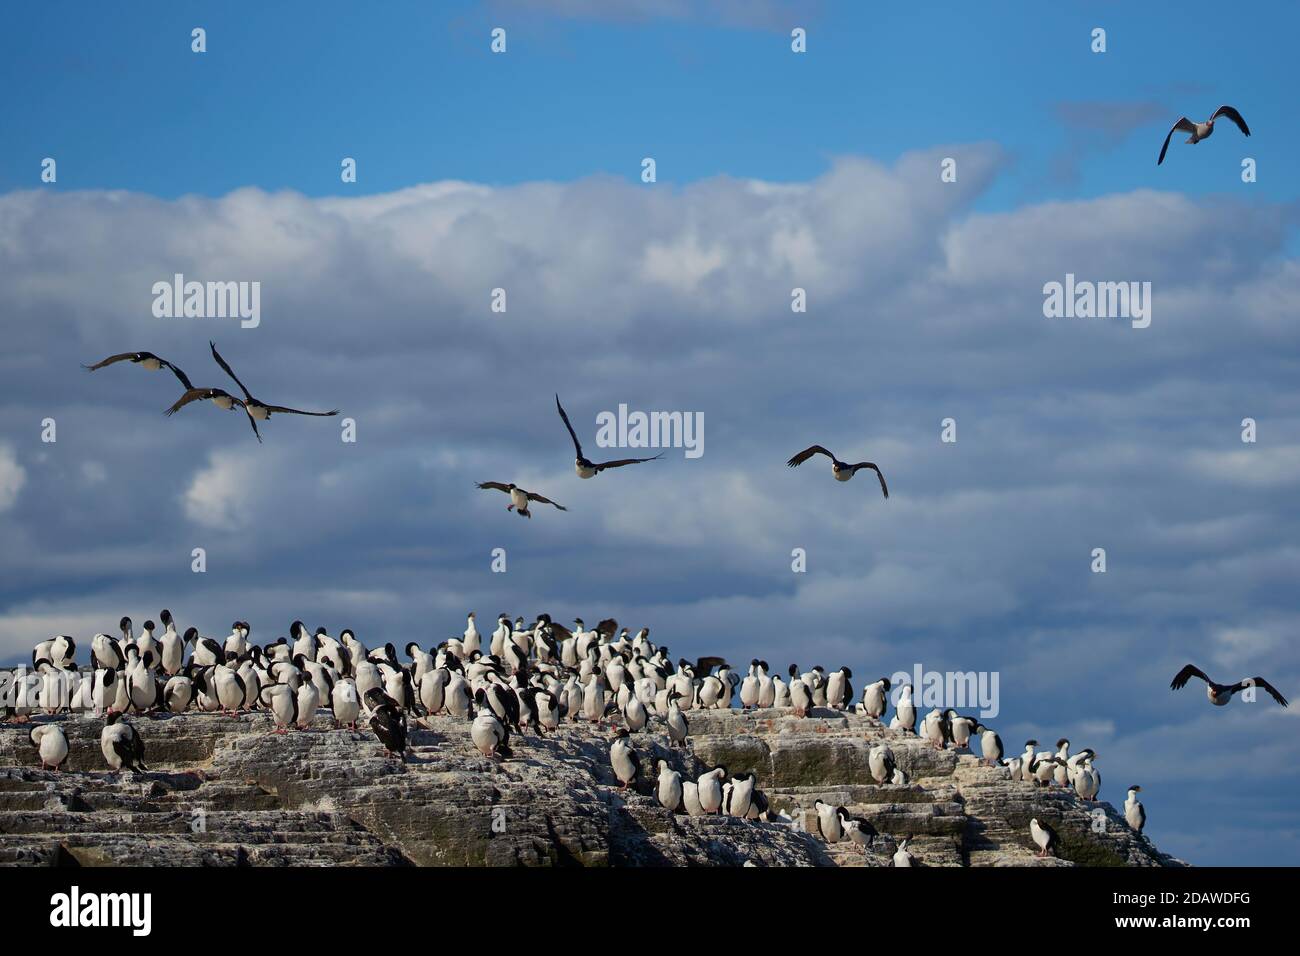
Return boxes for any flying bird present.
[1169,664,1287,707]
[1157,106,1250,165]
[476,482,568,518]
[786,445,889,498]
[209,341,339,425]
[555,395,662,478]
[164,387,262,441]
[83,351,193,389]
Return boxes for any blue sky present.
[2,1,1299,865]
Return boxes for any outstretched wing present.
[555,394,584,458]
[1210,105,1250,136]
[477,481,511,494]
[263,404,339,417]
[165,388,228,416]
[595,453,663,471]
[209,341,254,402]
[850,462,889,499]
[525,491,567,511]
[241,405,263,443]
[1170,663,1211,691]
[1230,677,1288,707]
[82,352,140,371]
[787,445,834,468]
[161,360,193,390]
[1157,117,1196,165]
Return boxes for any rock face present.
[0,707,1183,867]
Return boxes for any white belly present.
[510,488,528,510]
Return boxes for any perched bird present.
[100,713,148,773]
[471,711,511,759]
[364,688,408,761]
[656,760,683,812]
[892,837,916,867]
[1125,786,1146,835]
[30,724,69,771]
[476,482,567,519]
[610,729,641,790]
[1170,664,1288,707]
[83,351,193,388]
[697,766,726,814]
[1157,105,1250,165]
[786,445,889,498]
[814,800,846,843]
[1030,818,1059,858]
[556,395,663,477]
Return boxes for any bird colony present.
[8,606,1265,864]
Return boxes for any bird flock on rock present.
[6,612,1250,864]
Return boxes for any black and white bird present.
[365,688,408,761]
[1157,105,1250,165]
[1125,786,1146,834]
[892,837,916,867]
[83,351,193,389]
[1029,818,1059,858]
[165,385,261,441]
[610,729,641,790]
[471,710,511,759]
[209,340,339,434]
[786,445,889,498]
[1169,664,1288,707]
[30,724,69,771]
[476,482,567,519]
[555,395,663,478]
[100,713,148,773]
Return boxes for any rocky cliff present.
[0,707,1183,867]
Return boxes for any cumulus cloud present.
[1,147,1299,862]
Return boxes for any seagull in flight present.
[83,351,193,389]
[1157,106,1250,165]
[556,395,662,478]
[209,341,339,425]
[476,482,567,519]
[1170,664,1287,707]
[786,445,889,498]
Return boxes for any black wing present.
[1170,664,1211,691]
[787,445,834,468]
[209,341,254,402]
[161,360,193,390]
[263,404,339,417]
[595,453,663,471]
[1157,117,1196,165]
[165,387,233,416]
[850,462,889,498]
[555,394,584,458]
[1229,677,1288,707]
[83,352,141,370]
[477,481,511,494]
[1210,105,1250,136]
[525,491,567,510]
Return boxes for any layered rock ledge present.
[0,708,1183,867]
